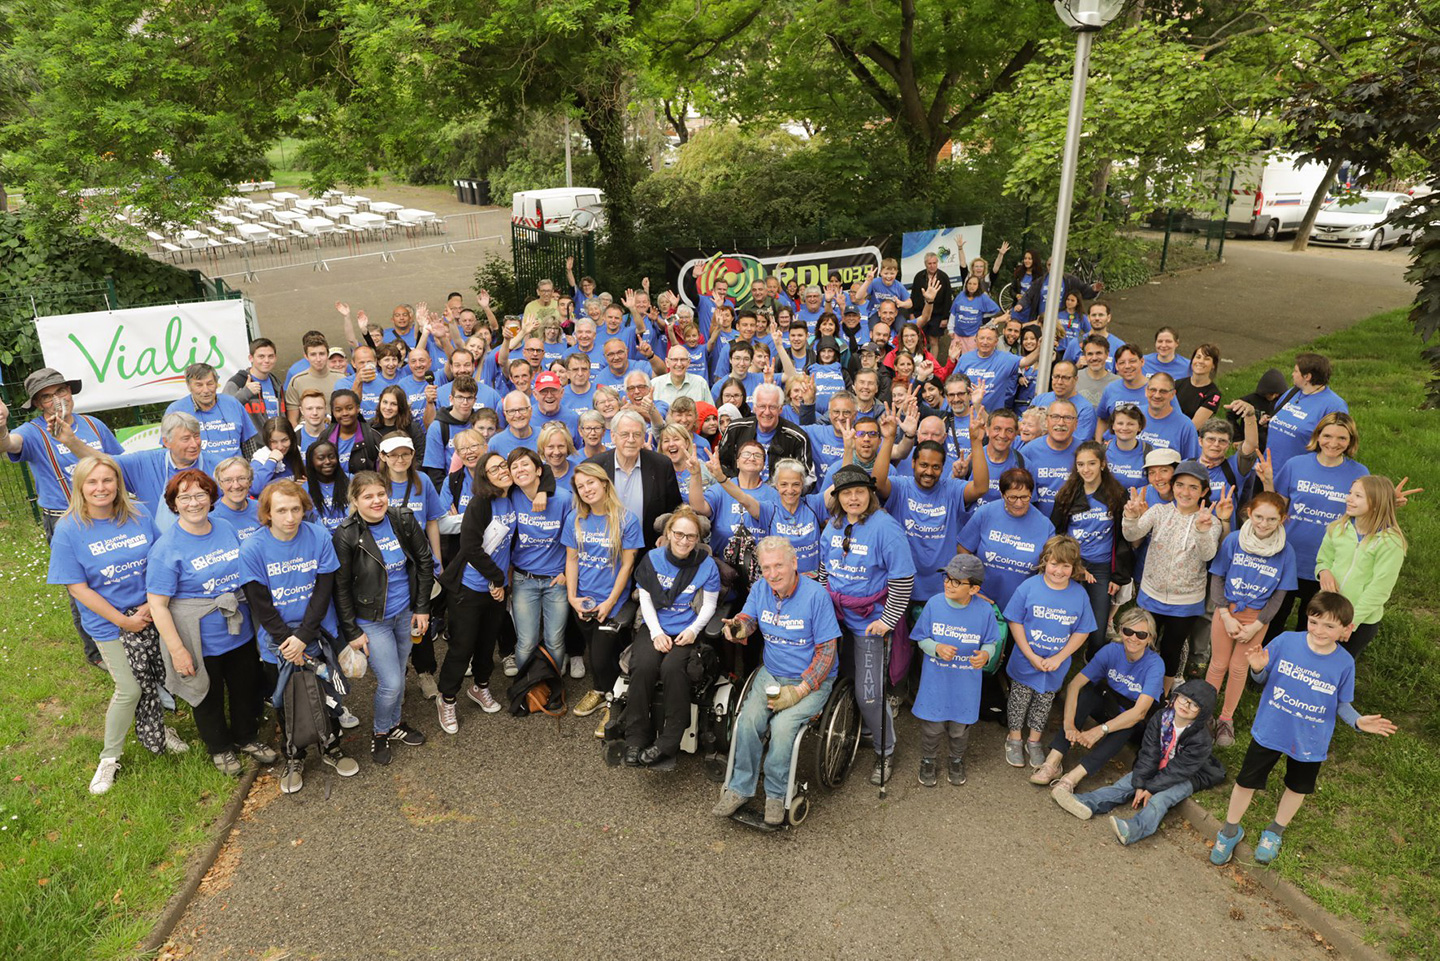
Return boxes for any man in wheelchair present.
[712,536,842,826]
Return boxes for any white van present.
[1226,152,1337,239]
[511,187,605,232]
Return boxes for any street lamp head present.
[1053,0,1125,32]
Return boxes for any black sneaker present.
[371,734,392,765]
[870,754,894,786]
[917,758,939,787]
[387,722,426,747]
[948,757,967,786]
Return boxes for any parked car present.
[1310,191,1413,249]
[511,187,605,232]
[1226,152,1337,240]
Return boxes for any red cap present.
[534,372,563,392]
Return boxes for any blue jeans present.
[511,570,568,672]
[1073,771,1194,843]
[728,666,834,801]
[1082,568,1112,657]
[359,611,411,735]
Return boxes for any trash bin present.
[454,180,465,203]
[474,179,491,205]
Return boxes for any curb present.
[138,762,261,956]
[1176,796,1388,961]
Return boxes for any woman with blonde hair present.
[563,462,645,732]
[48,455,180,794]
[1316,475,1408,659]
[537,421,577,485]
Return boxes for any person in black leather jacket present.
[332,470,434,764]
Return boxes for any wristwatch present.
[1100,723,1110,734]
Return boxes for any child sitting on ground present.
[1210,591,1398,866]
[910,555,1000,788]
[1051,679,1225,844]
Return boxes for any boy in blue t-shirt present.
[910,554,1000,788]
[1210,592,1397,867]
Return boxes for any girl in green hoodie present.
[1315,475,1407,659]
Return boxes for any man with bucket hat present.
[0,368,125,666]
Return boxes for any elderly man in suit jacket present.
[585,408,681,546]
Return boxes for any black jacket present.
[585,448,680,542]
[718,415,815,489]
[1130,679,1225,794]
[328,420,384,475]
[332,507,434,640]
[910,268,953,335]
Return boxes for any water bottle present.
[306,656,331,681]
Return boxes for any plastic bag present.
[338,644,368,679]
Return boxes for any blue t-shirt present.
[213,499,263,542]
[948,292,1000,337]
[1003,575,1096,693]
[956,350,1022,412]
[1209,532,1298,612]
[561,510,644,605]
[461,498,517,592]
[1015,437,1079,515]
[47,509,158,641]
[533,405,581,440]
[1097,380,1149,424]
[334,375,386,421]
[1063,492,1115,564]
[803,426,848,478]
[1138,408,1200,460]
[392,373,431,419]
[820,511,916,632]
[974,445,1022,506]
[559,383,598,417]
[438,469,475,516]
[1105,440,1147,490]
[1273,454,1369,577]
[487,428,539,461]
[1079,641,1165,705]
[741,575,841,679]
[1142,354,1192,381]
[1250,631,1355,762]
[593,360,651,390]
[164,394,257,459]
[8,417,125,511]
[1266,387,1349,474]
[1032,392,1098,444]
[767,495,827,576]
[866,277,910,315]
[885,476,969,597]
[509,486,572,577]
[808,363,847,415]
[307,480,348,531]
[641,550,722,636]
[704,482,778,555]
[911,596,999,724]
[956,500,1051,609]
[390,474,443,527]
[145,522,252,654]
[117,449,219,533]
[238,523,340,663]
[366,516,412,620]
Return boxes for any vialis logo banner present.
[34,300,250,412]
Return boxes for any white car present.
[1310,191,1413,249]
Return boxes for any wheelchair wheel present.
[997,282,1015,312]
[813,677,862,790]
[787,795,810,827]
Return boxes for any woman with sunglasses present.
[1029,607,1164,792]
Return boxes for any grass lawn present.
[1210,307,1440,960]
[0,518,234,959]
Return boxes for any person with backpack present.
[333,471,434,765]
[239,480,360,794]
[422,375,482,487]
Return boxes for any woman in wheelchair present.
[622,508,721,767]
[713,536,842,826]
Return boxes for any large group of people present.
[12,248,1412,857]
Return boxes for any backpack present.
[282,665,333,757]
[507,647,567,717]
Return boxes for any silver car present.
[1310,191,1413,249]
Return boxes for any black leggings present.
[572,598,637,695]
[192,638,263,754]
[1341,621,1380,660]
[438,587,506,698]
[624,626,697,753]
[1151,612,1198,677]
[1266,578,1320,642]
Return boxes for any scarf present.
[1237,517,1287,557]
[634,546,705,611]
[1157,706,1178,770]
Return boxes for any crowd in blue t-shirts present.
[4,258,1414,858]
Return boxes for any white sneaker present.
[437,697,459,734]
[89,758,120,795]
[163,726,189,754]
[338,707,360,730]
[568,657,586,679]
[502,654,518,677]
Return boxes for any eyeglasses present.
[175,492,210,504]
[854,430,879,439]
[456,445,481,455]
[502,407,529,415]
[669,530,698,542]
[1120,626,1151,641]
[1003,492,1031,503]
[842,522,854,555]
[738,451,764,461]
[1047,414,1076,422]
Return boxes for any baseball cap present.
[328,346,348,358]
[1142,448,1181,470]
[534,372,563,392]
[1172,459,1209,485]
[942,554,986,584]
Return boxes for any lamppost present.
[1036,0,1126,394]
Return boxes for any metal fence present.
[159,211,506,282]
[511,224,595,304]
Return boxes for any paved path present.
[169,671,1336,961]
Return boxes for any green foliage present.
[486,121,606,201]
[472,254,521,319]
[0,212,200,377]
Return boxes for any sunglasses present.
[1120,626,1151,641]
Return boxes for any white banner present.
[35,301,250,413]
[901,225,984,283]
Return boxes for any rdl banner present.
[34,300,252,413]
[667,237,888,311]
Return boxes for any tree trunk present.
[663,97,689,144]
[576,87,635,265]
[1291,156,1344,252]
